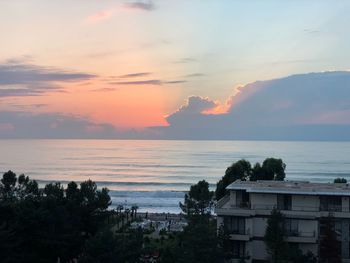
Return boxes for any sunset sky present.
[1,0,350,139]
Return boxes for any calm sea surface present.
[1,140,350,213]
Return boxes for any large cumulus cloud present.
[152,71,350,140]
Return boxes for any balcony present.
[320,204,342,212]
[227,228,251,241]
[216,195,253,216]
[216,196,350,218]
[285,231,317,243]
[216,194,230,209]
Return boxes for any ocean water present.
[1,140,350,213]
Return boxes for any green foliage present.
[180,220,222,263]
[217,224,233,261]
[334,177,347,183]
[168,181,222,263]
[162,220,222,263]
[215,158,286,200]
[264,208,289,262]
[80,229,143,263]
[264,208,317,263]
[250,158,286,181]
[0,170,112,263]
[180,180,214,222]
[289,248,317,263]
[319,216,341,263]
[215,160,251,200]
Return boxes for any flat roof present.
[226,180,350,196]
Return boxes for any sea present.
[1,140,350,213]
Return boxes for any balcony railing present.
[216,198,344,213]
[285,230,316,238]
[225,228,250,236]
[319,205,342,212]
[216,202,347,214]
[216,194,230,208]
[251,204,342,212]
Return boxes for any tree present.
[0,171,112,263]
[319,216,341,263]
[80,229,143,263]
[167,180,223,263]
[217,223,233,261]
[334,177,347,183]
[216,158,286,200]
[180,180,214,222]
[261,158,286,181]
[176,220,222,263]
[131,205,138,220]
[289,248,317,263]
[264,208,289,262]
[0,170,18,200]
[215,160,252,200]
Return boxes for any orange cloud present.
[203,85,243,115]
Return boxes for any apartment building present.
[215,180,350,262]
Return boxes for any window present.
[320,196,342,212]
[284,218,298,236]
[236,190,250,208]
[277,194,292,210]
[224,216,246,234]
[231,241,246,258]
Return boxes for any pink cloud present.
[86,9,114,24]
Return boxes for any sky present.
[1,0,350,140]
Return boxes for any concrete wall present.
[297,219,318,237]
[230,190,237,207]
[217,216,224,229]
[252,217,268,237]
[251,193,277,210]
[246,218,253,237]
[219,190,236,209]
[245,241,253,262]
[292,195,319,211]
[251,240,268,260]
[220,190,236,208]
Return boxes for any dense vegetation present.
[1,157,344,262]
[215,158,286,200]
[0,170,143,263]
[334,177,347,183]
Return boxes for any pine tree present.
[319,216,341,263]
[264,208,289,262]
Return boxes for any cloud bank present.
[151,71,350,141]
[2,71,350,140]
[0,60,95,97]
[0,111,117,139]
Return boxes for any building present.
[215,180,350,262]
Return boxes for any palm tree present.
[125,208,130,222]
[131,205,139,220]
[116,205,124,215]
[116,205,124,228]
